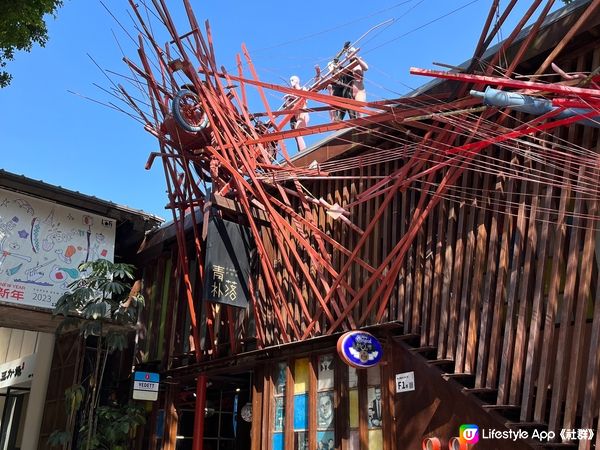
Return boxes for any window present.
[268,353,384,450]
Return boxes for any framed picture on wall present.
[318,354,334,390]
[274,397,285,432]
[367,386,382,428]
[317,391,334,429]
[317,431,334,450]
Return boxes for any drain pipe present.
[470,86,600,128]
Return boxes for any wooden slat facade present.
[135,4,600,449]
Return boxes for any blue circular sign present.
[337,331,383,368]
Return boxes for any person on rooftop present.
[285,75,310,151]
[327,48,368,121]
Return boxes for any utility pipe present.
[471,86,600,128]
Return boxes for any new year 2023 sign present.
[0,188,115,309]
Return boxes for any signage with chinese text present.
[203,217,253,308]
[0,188,116,309]
[0,353,36,389]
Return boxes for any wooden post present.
[193,374,207,450]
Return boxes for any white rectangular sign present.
[0,188,116,309]
[395,371,415,393]
[132,389,159,401]
[133,380,159,392]
[0,353,36,389]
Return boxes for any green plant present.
[49,259,145,450]
[0,0,63,87]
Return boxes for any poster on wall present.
[0,188,116,309]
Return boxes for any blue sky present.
[0,0,556,220]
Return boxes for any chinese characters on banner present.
[0,353,36,389]
[0,188,116,309]
[202,217,253,308]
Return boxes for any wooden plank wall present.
[145,34,600,447]
[286,49,600,444]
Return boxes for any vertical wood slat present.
[510,161,540,406]
[578,50,600,450]
[342,169,352,325]
[309,356,318,450]
[520,161,555,421]
[351,171,361,326]
[548,53,588,433]
[465,172,490,374]
[381,162,392,323]
[563,172,598,430]
[562,118,597,432]
[474,175,503,388]
[358,370,368,450]
[548,163,587,436]
[397,189,408,324]
[251,366,264,450]
[370,163,381,324]
[534,153,571,423]
[455,174,479,373]
[389,158,401,322]
[486,172,515,390]
[420,211,435,347]
[580,278,600,450]
[411,197,425,335]
[357,166,368,324]
[263,364,273,450]
[437,198,457,359]
[404,189,417,333]
[382,337,396,450]
[497,158,528,405]
[285,359,294,450]
[429,199,446,347]
[163,383,179,450]
[446,173,469,361]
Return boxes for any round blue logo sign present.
[337,331,383,368]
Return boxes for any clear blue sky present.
[0,0,556,220]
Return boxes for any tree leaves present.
[0,0,63,87]
[50,259,145,448]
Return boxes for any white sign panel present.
[132,371,159,401]
[0,188,116,309]
[133,380,159,392]
[133,390,159,401]
[395,371,415,393]
[0,353,36,389]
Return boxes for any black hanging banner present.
[203,217,253,308]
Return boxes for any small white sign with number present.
[395,371,415,393]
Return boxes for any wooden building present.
[0,169,161,449]
[130,1,600,449]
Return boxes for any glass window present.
[367,366,382,449]
[273,362,287,450]
[317,354,335,449]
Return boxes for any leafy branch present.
[49,259,145,449]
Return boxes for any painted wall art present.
[0,188,116,309]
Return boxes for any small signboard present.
[203,217,253,309]
[0,353,36,389]
[336,331,383,369]
[132,371,159,401]
[395,371,415,393]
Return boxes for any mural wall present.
[0,188,116,309]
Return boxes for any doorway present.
[0,387,29,450]
[175,373,252,450]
